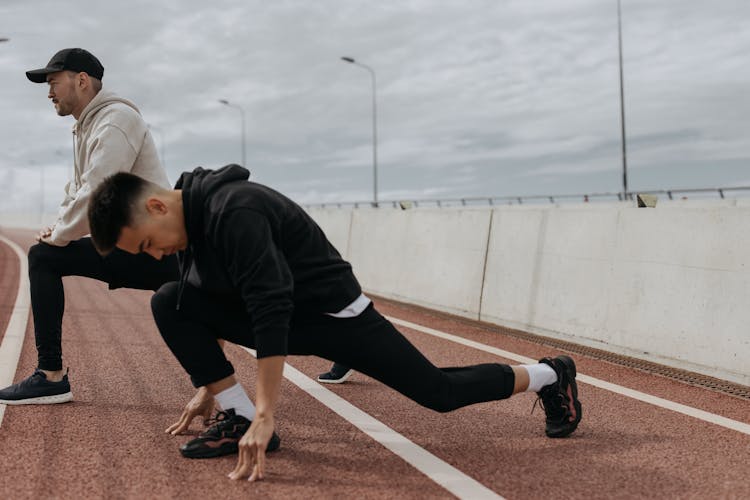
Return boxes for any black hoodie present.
[175,164,362,358]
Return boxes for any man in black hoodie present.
[87,165,582,482]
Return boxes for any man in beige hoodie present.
[0,50,230,422]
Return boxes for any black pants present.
[151,282,515,413]
[29,238,179,371]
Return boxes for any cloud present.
[0,0,749,216]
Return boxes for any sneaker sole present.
[317,370,353,384]
[181,434,282,459]
[181,442,238,459]
[0,391,73,405]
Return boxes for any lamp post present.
[617,0,628,200]
[147,124,166,169]
[341,56,378,207]
[219,99,246,167]
[0,38,9,43]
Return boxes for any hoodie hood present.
[173,164,250,309]
[75,89,141,134]
[176,164,250,244]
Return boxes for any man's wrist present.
[255,407,275,419]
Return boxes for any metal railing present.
[303,186,750,209]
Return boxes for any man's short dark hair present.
[88,172,151,255]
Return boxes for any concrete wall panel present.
[347,208,492,319]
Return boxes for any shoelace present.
[203,410,232,428]
[201,410,247,438]
[20,370,47,387]
[532,386,568,420]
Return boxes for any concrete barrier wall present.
[309,207,492,319]
[308,204,750,385]
[348,208,492,319]
[4,205,747,384]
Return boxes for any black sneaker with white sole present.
[536,355,582,438]
[317,363,353,384]
[0,369,73,405]
[180,409,281,459]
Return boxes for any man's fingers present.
[249,448,266,482]
[165,414,184,434]
[229,443,250,480]
[249,464,261,482]
[166,411,190,435]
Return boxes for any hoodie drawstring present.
[175,246,193,311]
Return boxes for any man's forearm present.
[256,355,285,417]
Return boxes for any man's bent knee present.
[151,282,180,318]
[28,242,53,273]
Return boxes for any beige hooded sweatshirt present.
[48,89,170,246]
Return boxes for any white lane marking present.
[387,316,750,436]
[0,235,31,426]
[242,347,503,500]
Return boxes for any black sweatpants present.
[151,282,515,413]
[29,238,179,371]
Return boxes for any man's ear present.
[75,72,88,90]
[144,197,168,215]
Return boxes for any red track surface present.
[1,228,749,499]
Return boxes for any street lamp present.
[341,56,379,207]
[0,38,9,43]
[147,124,166,169]
[617,0,628,200]
[219,99,247,167]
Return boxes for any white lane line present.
[242,347,503,500]
[0,235,30,427]
[387,316,750,436]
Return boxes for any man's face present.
[46,71,79,117]
[116,200,188,260]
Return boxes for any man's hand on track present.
[228,415,275,482]
[166,387,215,435]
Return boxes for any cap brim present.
[26,68,57,83]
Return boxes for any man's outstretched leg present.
[292,305,582,438]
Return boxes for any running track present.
[1,228,749,499]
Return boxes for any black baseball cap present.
[26,48,104,83]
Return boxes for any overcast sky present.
[1,0,749,213]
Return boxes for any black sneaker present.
[536,355,582,438]
[317,363,353,384]
[0,369,73,405]
[180,409,281,459]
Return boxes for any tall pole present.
[219,99,247,167]
[617,0,628,200]
[341,57,378,207]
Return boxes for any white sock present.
[522,363,558,392]
[213,383,256,421]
